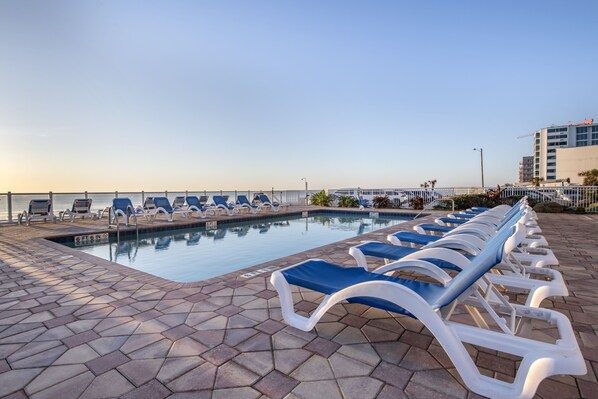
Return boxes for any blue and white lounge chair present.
[349,222,568,308]
[152,196,192,221]
[185,196,211,218]
[60,199,96,222]
[237,195,262,213]
[17,199,56,225]
[270,225,586,399]
[212,195,240,216]
[357,195,371,209]
[258,194,280,212]
[110,198,142,227]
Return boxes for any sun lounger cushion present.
[281,260,445,316]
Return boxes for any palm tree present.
[578,169,598,186]
[420,182,429,189]
[428,179,437,189]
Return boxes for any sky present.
[1,0,597,192]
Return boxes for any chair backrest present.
[237,195,250,205]
[223,195,229,202]
[72,199,92,213]
[259,194,271,204]
[199,195,209,205]
[431,224,516,309]
[28,199,52,215]
[153,197,173,211]
[185,196,202,208]
[143,197,156,210]
[172,196,185,208]
[113,198,134,214]
[213,196,228,207]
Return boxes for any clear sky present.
[1,0,597,192]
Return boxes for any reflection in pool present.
[68,213,408,282]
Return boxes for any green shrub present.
[450,194,500,210]
[410,196,424,210]
[310,190,334,207]
[337,195,359,208]
[373,195,393,208]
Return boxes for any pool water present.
[67,213,409,282]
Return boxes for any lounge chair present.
[357,195,371,209]
[136,197,156,214]
[349,222,568,308]
[258,194,280,212]
[152,196,192,222]
[17,199,56,225]
[110,198,142,227]
[212,195,240,216]
[237,195,262,213]
[60,199,96,222]
[270,225,586,399]
[172,196,186,209]
[185,196,211,218]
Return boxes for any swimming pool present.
[63,212,410,282]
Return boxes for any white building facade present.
[534,120,598,182]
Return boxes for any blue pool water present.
[67,213,409,282]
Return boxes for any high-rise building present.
[519,156,533,183]
[533,119,598,182]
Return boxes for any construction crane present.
[568,118,593,126]
[517,132,534,139]
[517,119,593,139]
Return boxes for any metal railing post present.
[165,190,168,198]
[7,192,12,223]
[49,191,53,215]
[185,190,189,197]
[141,191,145,204]
[84,191,88,199]
[115,191,119,198]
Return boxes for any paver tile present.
[201,344,239,366]
[253,370,299,399]
[304,336,340,358]
[25,364,89,395]
[292,380,343,399]
[80,369,135,399]
[117,358,163,386]
[167,362,217,391]
[120,379,171,399]
[63,330,101,349]
[29,370,95,399]
[213,360,259,388]
[157,356,204,384]
[0,368,44,397]
[234,351,273,376]
[86,350,130,375]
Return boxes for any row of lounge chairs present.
[16,194,281,226]
[110,194,281,226]
[270,197,586,399]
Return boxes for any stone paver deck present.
[0,208,597,398]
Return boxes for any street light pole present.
[301,177,308,205]
[473,148,485,189]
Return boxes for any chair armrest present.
[372,259,451,286]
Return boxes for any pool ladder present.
[108,207,139,242]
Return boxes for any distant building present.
[519,156,534,183]
[556,146,598,184]
[533,119,598,182]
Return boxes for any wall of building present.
[556,146,598,184]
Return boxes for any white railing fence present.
[1,186,596,223]
[0,189,322,223]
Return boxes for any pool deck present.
[0,207,597,398]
